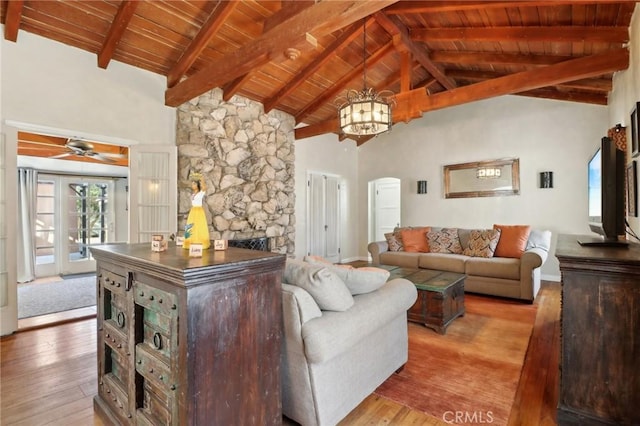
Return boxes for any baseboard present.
[542,274,561,282]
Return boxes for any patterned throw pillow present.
[384,232,403,251]
[463,229,501,257]
[427,228,463,254]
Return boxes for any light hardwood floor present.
[1,282,560,426]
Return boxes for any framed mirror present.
[444,158,520,198]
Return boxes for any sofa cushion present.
[465,256,520,280]
[301,278,417,364]
[284,259,354,311]
[384,232,403,251]
[463,229,501,258]
[427,228,463,254]
[493,224,531,258]
[304,257,390,295]
[418,253,468,273]
[400,227,431,252]
[380,251,420,268]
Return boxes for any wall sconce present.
[614,123,625,133]
[540,171,553,188]
[417,180,428,194]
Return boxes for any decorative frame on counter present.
[444,158,520,199]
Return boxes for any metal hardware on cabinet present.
[153,332,162,350]
[170,384,176,390]
[116,312,125,328]
[139,291,144,297]
[149,295,154,301]
[171,304,177,310]
[137,359,142,365]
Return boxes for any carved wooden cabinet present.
[91,243,285,425]
[555,235,640,425]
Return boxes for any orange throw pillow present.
[400,227,431,253]
[493,224,531,258]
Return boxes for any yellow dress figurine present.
[183,175,211,250]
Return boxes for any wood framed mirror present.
[444,158,520,198]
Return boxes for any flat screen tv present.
[579,136,627,247]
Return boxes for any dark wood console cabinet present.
[91,243,285,425]
[555,234,640,425]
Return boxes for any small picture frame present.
[151,235,167,252]
[189,243,203,257]
[627,161,637,217]
[176,236,184,246]
[631,102,639,158]
[213,239,228,251]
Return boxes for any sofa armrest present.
[521,247,548,271]
[282,283,322,328]
[368,241,389,264]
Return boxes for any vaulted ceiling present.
[2,1,636,146]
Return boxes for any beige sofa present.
[368,227,552,302]
[280,259,417,426]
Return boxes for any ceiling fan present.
[50,139,126,163]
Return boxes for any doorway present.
[369,177,401,245]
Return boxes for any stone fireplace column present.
[176,88,295,255]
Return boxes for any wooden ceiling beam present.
[262,19,368,113]
[400,51,411,92]
[4,0,24,42]
[262,1,315,34]
[385,1,639,14]
[412,26,629,44]
[447,69,612,92]
[98,1,139,69]
[222,72,254,102]
[165,0,398,107]
[166,1,238,88]
[295,48,628,140]
[516,88,607,105]
[430,51,572,66]
[374,12,456,90]
[295,42,395,124]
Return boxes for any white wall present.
[358,96,609,280]
[294,133,359,260]
[610,4,640,238]
[1,30,175,146]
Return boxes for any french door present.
[35,175,116,277]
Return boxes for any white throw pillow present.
[303,256,389,295]
[283,259,354,311]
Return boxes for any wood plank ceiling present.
[2,0,636,148]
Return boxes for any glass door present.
[62,177,115,275]
[34,175,117,277]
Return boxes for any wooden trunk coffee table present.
[380,265,466,334]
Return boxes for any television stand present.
[577,236,629,247]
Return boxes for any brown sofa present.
[367,227,552,302]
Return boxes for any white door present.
[307,173,341,263]
[373,178,401,242]
[129,145,177,243]
[1,126,18,335]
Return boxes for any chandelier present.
[337,20,395,137]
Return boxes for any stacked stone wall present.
[176,88,295,255]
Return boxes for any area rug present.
[18,275,96,319]
[374,294,537,426]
